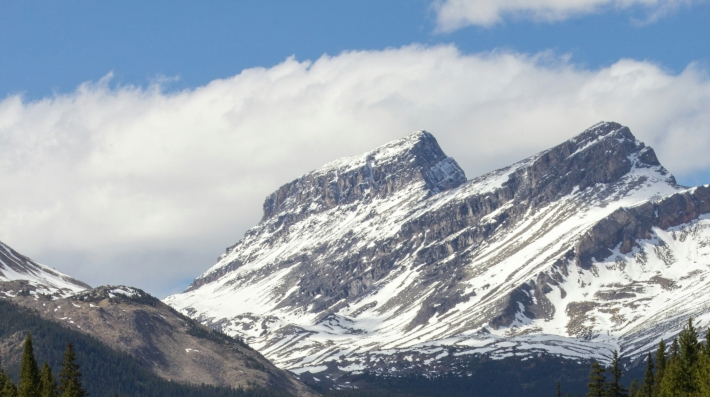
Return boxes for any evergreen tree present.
[697,352,710,396]
[3,380,19,397]
[57,342,86,397]
[670,338,680,359]
[654,339,666,397]
[0,358,9,393]
[606,350,627,397]
[697,332,710,397]
[628,379,639,397]
[18,333,41,397]
[588,361,607,397]
[641,352,654,397]
[39,363,57,397]
[658,338,683,397]
[558,381,562,397]
[677,318,699,395]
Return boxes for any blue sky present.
[0,1,709,297]
[2,1,708,99]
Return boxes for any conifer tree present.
[677,318,699,395]
[57,342,86,397]
[641,352,654,397]
[0,358,9,393]
[658,338,682,397]
[628,379,639,397]
[18,333,41,397]
[558,381,562,397]
[654,339,666,397]
[588,361,607,397]
[606,350,628,397]
[697,330,710,397]
[39,362,57,397]
[670,338,680,359]
[3,376,19,397]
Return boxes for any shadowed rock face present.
[576,185,710,268]
[167,122,710,385]
[261,131,467,222]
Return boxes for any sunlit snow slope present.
[166,122,710,377]
[0,240,89,296]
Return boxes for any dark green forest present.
[310,354,614,397]
[578,318,710,397]
[0,300,291,397]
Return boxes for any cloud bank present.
[434,0,698,30]
[1,45,709,296]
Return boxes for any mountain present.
[0,240,88,296]
[0,242,316,396]
[165,122,710,389]
[0,299,297,397]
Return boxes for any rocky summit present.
[165,122,710,386]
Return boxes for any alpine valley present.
[164,122,710,393]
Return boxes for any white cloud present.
[1,45,709,296]
[433,0,698,30]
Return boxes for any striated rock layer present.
[166,122,710,383]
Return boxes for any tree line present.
[0,333,87,397]
[559,317,710,397]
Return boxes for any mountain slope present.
[0,240,316,396]
[166,122,709,384]
[2,282,317,397]
[0,298,295,397]
[0,240,88,296]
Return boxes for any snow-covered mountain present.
[165,122,710,382]
[0,240,89,296]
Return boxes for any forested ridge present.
[0,299,292,397]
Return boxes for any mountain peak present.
[565,121,659,168]
[497,121,674,204]
[261,130,466,221]
[168,122,700,383]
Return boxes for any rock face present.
[166,122,710,386]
